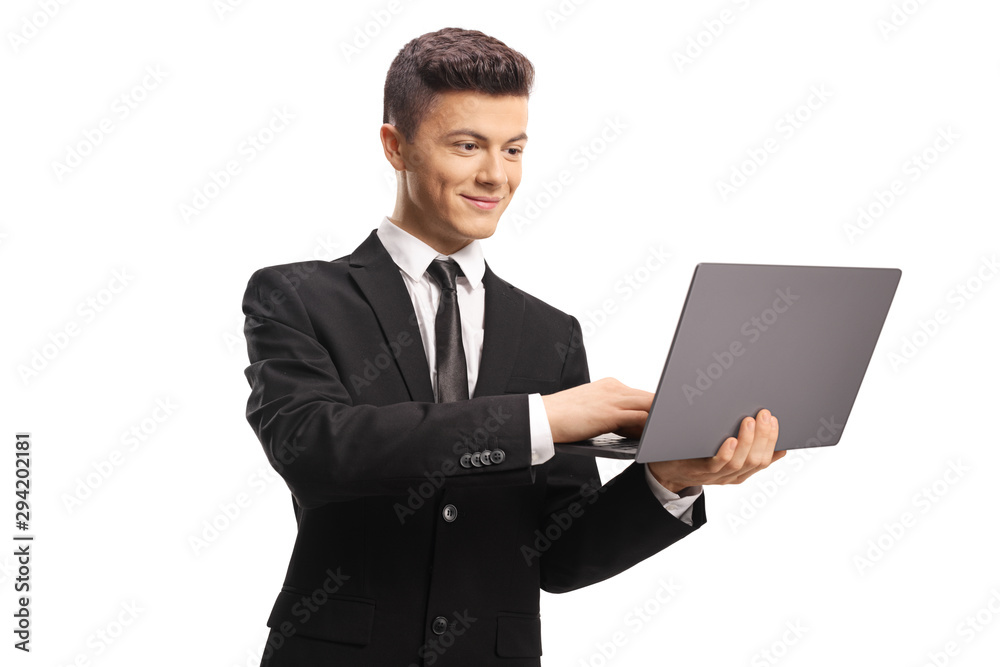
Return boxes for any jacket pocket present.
[496,611,542,658]
[266,588,376,646]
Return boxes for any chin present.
[467,220,500,240]
[452,214,499,240]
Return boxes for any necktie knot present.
[426,259,461,293]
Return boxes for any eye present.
[506,147,523,156]
[458,142,477,151]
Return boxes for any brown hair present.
[383,27,535,143]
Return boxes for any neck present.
[387,214,471,256]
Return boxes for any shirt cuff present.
[644,464,702,527]
[527,393,555,465]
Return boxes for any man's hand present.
[647,408,785,493]
[541,377,653,443]
[542,379,786,494]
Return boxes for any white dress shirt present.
[376,217,702,525]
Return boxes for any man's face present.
[383,90,528,254]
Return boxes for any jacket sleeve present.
[242,266,535,509]
[537,316,707,594]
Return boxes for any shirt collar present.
[376,216,485,289]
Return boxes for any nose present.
[477,149,508,187]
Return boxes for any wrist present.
[650,468,687,494]
[540,394,565,443]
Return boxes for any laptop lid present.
[633,262,901,462]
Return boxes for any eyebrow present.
[443,129,528,143]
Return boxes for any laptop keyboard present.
[589,435,638,452]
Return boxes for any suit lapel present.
[348,231,435,403]
[473,263,525,398]
[347,231,525,401]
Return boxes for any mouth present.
[461,195,502,210]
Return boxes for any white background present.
[2,0,999,665]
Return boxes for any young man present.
[242,27,783,666]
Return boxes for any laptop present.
[555,262,902,462]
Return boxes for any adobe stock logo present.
[18,268,135,385]
[178,106,295,223]
[842,126,959,244]
[726,416,840,534]
[8,0,73,53]
[349,330,414,394]
[576,578,681,666]
[715,85,833,202]
[853,459,969,575]
[51,66,168,182]
[671,0,757,73]
[682,287,799,405]
[338,0,414,63]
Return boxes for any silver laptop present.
[555,262,901,462]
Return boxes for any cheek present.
[423,164,461,201]
[406,172,445,207]
[507,166,523,194]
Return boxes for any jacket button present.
[480,449,493,465]
[490,449,505,464]
[432,616,448,635]
[470,452,482,467]
[459,453,472,468]
[442,504,458,522]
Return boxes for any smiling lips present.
[461,195,502,210]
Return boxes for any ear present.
[380,123,407,171]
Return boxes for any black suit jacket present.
[242,230,707,666]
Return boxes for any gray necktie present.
[425,259,469,403]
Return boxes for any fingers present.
[650,411,785,488]
[597,377,654,411]
[746,409,776,469]
[616,409,649,432]
[706,435,739,475]
[732,447,787,484]
[544,378,654,442]
[716,415,760,474]
[591,377,653,419]
[708,409,781,483]
[617,391,654,412]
